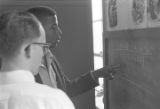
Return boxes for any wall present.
[0,1,95,109]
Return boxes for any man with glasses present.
[27,6,119,97]
[0,11,75,109]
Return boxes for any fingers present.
[108,72,114,80]
[106,64,122,80]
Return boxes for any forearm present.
[91,66,117,80]
[66,72,99,97]
[91,68,103,80]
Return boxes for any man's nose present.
[58,26,62,35]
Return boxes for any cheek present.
[46,31,57,42]
[39,49,44,61]
[34,49,43,66]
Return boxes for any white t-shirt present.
[0,70,75,109]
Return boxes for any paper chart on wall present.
[129,0,147,29]
[106,0,129,31]
[106,0,148,31]
[147,0,160,27]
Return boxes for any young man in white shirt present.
[0,11,75,109]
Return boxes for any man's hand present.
[91,65,120,80]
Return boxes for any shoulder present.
[33,84,75,109]
[8,83,75,109]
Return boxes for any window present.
[91,0,104,109]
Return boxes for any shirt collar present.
[0,70,35,85]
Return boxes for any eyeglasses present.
[32,41,59,49]
[32,42,51,48]
[31,42,53,55]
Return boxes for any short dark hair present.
[0,11,41,58]
[27,6,57,24]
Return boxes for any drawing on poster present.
[106,0,130,31]
[132,0,145,24]
[106,0,148,31]
[108,0,117,28]
[147,0,160,27]
[131,0,147,29]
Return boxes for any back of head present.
[0,11,41,59]
[27,6,57,25]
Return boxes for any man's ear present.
[24,45,31,58]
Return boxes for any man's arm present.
[46,50,119,97]
[49,53,99,97]
[64,71,99,97]
[64,65,119,97]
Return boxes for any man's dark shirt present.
[35,51,99,97]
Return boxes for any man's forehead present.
[47,15,58,24]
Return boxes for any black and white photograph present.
[0,0,160,109]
